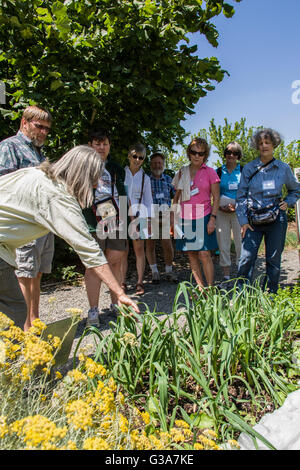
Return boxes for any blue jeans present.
[237,210,287,293]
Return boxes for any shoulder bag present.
[247,158,280,226]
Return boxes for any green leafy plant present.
[78,282,299,447]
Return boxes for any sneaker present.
[151,271,160,284]
[165,271,178,283]
[86,307,100,327]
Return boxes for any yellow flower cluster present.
[0,312,14,331]
[84,357,107,379]
[66,369,88,383]
[0,315,61,384]
[0,313,225,451]
[0,416,8,438]
[10,415,67,450]
[121,332,139,347]
[65,308,83,317]
[82,436,110,450]
[65,399,94,431]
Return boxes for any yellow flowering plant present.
[0,312,225,450]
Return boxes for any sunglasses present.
[189,150,206,157]
[30,121,51,133]
[225,150,240,157]
[132,154,144,161]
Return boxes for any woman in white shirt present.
[123,143,153,295]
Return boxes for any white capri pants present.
[216,209,242,267]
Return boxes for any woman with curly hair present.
[236,128,300,293]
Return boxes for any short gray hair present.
[39,145,103,208]
[22,105,52,123]
[251,128,282,150]
[128,143,146,159]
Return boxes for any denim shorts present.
[15,233,55,278]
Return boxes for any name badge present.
[228,183,238,190]
[263,180,275,190]
[190,187,199,197]
[156,193,164,200]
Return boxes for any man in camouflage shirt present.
[0,105,54,330]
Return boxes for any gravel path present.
[38,246,299,370]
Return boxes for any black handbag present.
[247,158,279,226]
[248,203,280,226]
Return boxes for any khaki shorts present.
[15,233,55,278]
[94,234,127,253]
[0,258,27,329]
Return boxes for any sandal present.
[135,283,145,296]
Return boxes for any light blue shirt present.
[219,163,242,199]
[236,157,300,226]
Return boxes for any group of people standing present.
[171,133,299,298]
[0,105,299,331]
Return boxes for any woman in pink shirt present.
[172,138,220,291]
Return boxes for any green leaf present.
[190,412,215,429]
[144,0,157,16]
[223,3,235,18]
[50,79,64,91]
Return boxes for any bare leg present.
[84,268,101,308]
[145,239,156,266]
[105,249,124,304]
[132,239,145,285]
[187,251,205,290]
[161,238,174,268]
[18,272,42,331]
[198,251,214,286]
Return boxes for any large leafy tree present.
[0,0,242,161]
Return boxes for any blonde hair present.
[224,141,243,160]
[186,137,210,163]
[39,145,103,208]
[22,105,52,123]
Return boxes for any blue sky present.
[179,0,300,163]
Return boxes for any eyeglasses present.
[132,154,144,161]
[30,121,51,133]
[189,150,206,157]
[225,150,240,157]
